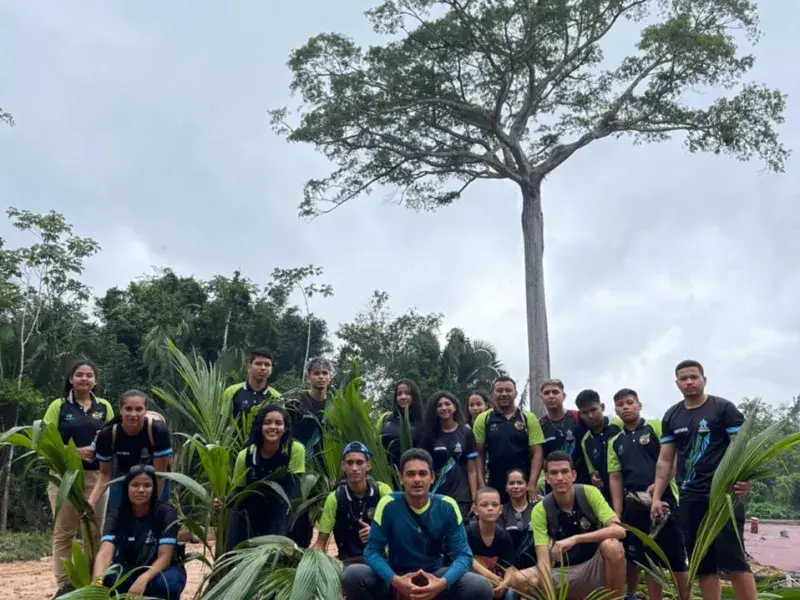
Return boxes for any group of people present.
[43,349,757,600]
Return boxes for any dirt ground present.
[3,533,336,600]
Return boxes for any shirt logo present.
[697,419,710,434]
[140,447,151,460]
[454,442,462,456]
[514,421,524,431]
[91,411,103,420]
[639,433,651,445]
[675,427,689,434]
[580,517,592,531]
[65,413,75,421]
[366,507,376,521]
[145,530,156,545]
[565,430,574,442]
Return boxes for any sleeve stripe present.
[153,448,173,457]
[466,452,478,459]
[101,535,115,542]
[660,436,675,443]
[726,426,741,434]
[158,537,177,545]
[96,454,113,462]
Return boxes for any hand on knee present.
[511,568,539,593]
[600,538,625,563]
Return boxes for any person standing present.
[538,379,589,484]
[42,360,114,598]
[342,448,493,599]
[608,388,687,600]
[473,376,544,503]
[378,379,424,468]
[576,389,621,502]
[224,348,281,422]
[651,360,755,600]
[312,441,392,564]
[465,390,491,429]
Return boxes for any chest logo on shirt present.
[514,421,524,431]
[580,517,592,531]
[91,411,103,420]
[145,530,156,545]
[565,429,574,442]
[64,413,75,421]
[366,507,376,521]
[453,442,463,456]
[639,433,651,445]
[489,423,499,432]
[140,447,151,460]
[697,419,710,434]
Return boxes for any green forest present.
[1,207,799,536]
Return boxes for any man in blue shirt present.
[342,448,493,599]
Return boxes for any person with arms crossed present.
[577,389,621,502]
[651,360,756,600]
[342,448,492,600]
[312,441,392,565]
[608,388,687,600]
[474,377,545,504]
[510,451,626,600]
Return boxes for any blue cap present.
[342,441,372,460]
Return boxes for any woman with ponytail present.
[42,360,113,597]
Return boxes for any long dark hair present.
[392,379,423,424]
[106,389,149,427]
[466,390,492,425]
[61,359,98,400]
[418,390,465,454]
[250,404,293,451]
[115,465,159,560]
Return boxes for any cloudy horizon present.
[2,1,799,417]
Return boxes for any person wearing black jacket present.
[378,379,424,468]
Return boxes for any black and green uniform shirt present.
[430,425,478,504]
[607,418,678,503]
[43,392,114,470]
[224,381,281,421]
[473,407,545,482]
[101,502,179,567]
[540,410,590,484]
[286,391,329,458]
[660,395,744,501]
[95,418,172,475]
[581,417,622,500]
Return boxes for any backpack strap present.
[111,424,118,450]
[569,409,579,424]
[542,493,559,539]
[147,417,155,449]
[574,484,598,527]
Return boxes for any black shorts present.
[622,499,686,572]
[680,498,750,576]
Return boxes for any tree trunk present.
[520,181,551,416]
[0,447,11,532]
[222,308,231,352]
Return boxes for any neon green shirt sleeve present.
[318,492,337,534]
[223,383,242,404]
[377,482,393,496]
[472,411,489,445]
[585,484,617,525]
[289,441,306,474]
[531,502,549,547]
[232,449,248,486]
[581,431,595,474]
[647,419,680,500]
[525,411,545,446]
[98,399,114,422]
[607,432,623,473]
[611,415,624,428]
[648,418,662,438]
[43,399,62,427]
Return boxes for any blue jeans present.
[104,564,186,599]
[342,564,493,600]
[107,479,171,511]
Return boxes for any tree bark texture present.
[521,182,550,416]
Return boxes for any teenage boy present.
[313,441,392,565]
[224,348,281,421]
[608,388,687,600]
[474,376,545,503]
[468,487,518,600]
[539,379,590,485]
[511,451,626,600]
[652,360,755,600]
[342,449,492,600]
[577,389,621,502]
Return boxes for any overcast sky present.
[1,2,798,417]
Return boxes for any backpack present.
[542,484,599,538]
[111,411,164,450]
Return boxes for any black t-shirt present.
[609,419,673,500]
[101,502,179,567]
[466,521,516,574]
[229,382,279,421]
[501,501,536,568]
[661,395,744,500]
[287,391,327,456]
[540,410,583,459]
[430,426,477,504]
[96,419,172,476]
[380,412,418,467]
[480,408,536,480]
[581,418,621,500]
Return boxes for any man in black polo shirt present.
[312,441,392,564]
[577,389,621,502]
[652,360,755,600]
[473,376,545,503]
[538,378,590,485]
[224,348,281,423]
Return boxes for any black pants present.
[226,496,289,552]
[680,497,749,576]
[622,499,686,571]
[289,513,313,548]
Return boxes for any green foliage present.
[62,538,92,589]
[0,530,49,562]
[0,376,44,430]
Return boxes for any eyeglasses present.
[128,464,155,476]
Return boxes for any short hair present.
[306,356,333,373]
[492,376,516,390]
[545,450,574,470]
[575,389,601,409]
[249,348,273,363]
[540,378,564,392]
[675,359,704,376]
[399,448,433,474]
[613,388,639,402]
[473,487,501,503]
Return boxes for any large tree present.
[271,0,788,414]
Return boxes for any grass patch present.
[0,531,50,563]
